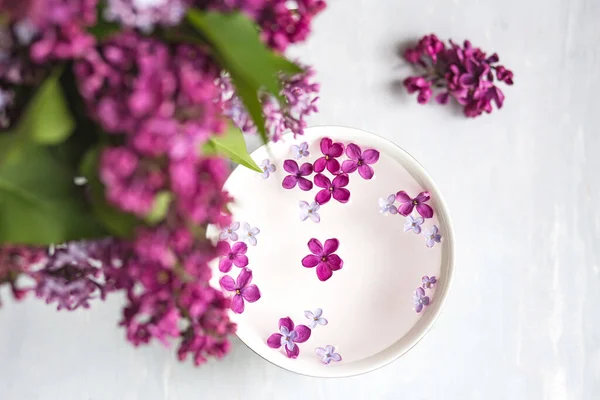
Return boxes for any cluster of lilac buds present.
[403,34,514,117]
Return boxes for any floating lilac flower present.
[314,137,344,173]
[219,221,240,241]
[282,160,313,191]
[260,159,276,179]
[314,173,350,205]
[304,308,328,329]
[378,194,398,215]
[299,201,321,223]
[315,345,342,364]
[404,215,424,234]
[396,191,434,218]
[422,276,437,289]
[241,223,260,246]
[219,268,261,314]
[424,225,442,248]
[413,287,430,313]
[302,238,343,281]
[291,142,310,159]
[218,242,249,273]
[267,317,312,358]
[341,144,380,179]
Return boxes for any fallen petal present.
[294,325,312,343]
[323,238,339,254]
[279,317,295,332]
[307,238,323,255]
[345,143,362,159]
[231,294,245,314]
[302,254,320,268]
[316,263,333,281]
[341,160,358,174]
[219,275,236,291]
[267,333,283,348]
[362,149,380,164]
[315,189,331,205]
[241,285,261,302]
[282,175,298,189]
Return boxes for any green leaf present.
[186,10,302,144]
[203,125,262,173]
[80,147,142,238]
[15,68,75,145]
[88,3,121,40]
[145,191,173,225]
[0,143,106,245]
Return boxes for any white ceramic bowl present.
[210,126,454,377]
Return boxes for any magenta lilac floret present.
[267,317,312,358]
[301,238,343,281]
[219,268,261,314]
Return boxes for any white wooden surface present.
[1,0,599,398]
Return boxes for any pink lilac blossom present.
[403,34,514,118]
[267,316,312,358]
[341,143,380,180]
[314,137,344,173]
[219,268,261,314]
[396,190,434,219]
[282,159,313,191]
[217,241,249,273]
[301,238,343,281]
[314,173,350,205]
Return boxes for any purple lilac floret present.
[219,221,240,242]
[267,317,312,358]
[299,200,320,223]
[341,143,380,180]
[217,241,249,273]
[314,173,350,205]
[282,159,314,191]
[422,276,437,289]
[396,191,434,219]
[291,142,310,159]
[315,345,342,364]
[403,34,514,118]
[260,159,276,179]
[314,137,344,174]
[304,308,328,329]
[219,268,261,314]
[379,194,398,215]
[404,215,424,234]
[413,287,430,313]
[241,223,260,246]
[301,238,343,281]
[424,225,442,248]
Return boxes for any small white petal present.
[304,310,314,319]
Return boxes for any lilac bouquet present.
[0,0,325,366]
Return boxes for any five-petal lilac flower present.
[396,191,434,218]
[424,225,442,248]
[304,308,328,329]
[218,241,249,273]
[378,194,398,215]
[282,159,314,191]
[404,215,424,234]
[299,201,321,223]
[341,144,380,179]
[301,238,343,281]
[315,345,342,364]
[422,276,437,289]
[260,159,276,179]
[241,222,260,246]
[291,142,310,159]
[219,221,240,241]
[219,268,261,314]
[314,173,350,205]
[314,137,345,174]
[413,287,430,313]
[267,317,312,358]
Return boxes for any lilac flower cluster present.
[413,276,437,313]
[220,66,320,141]
[283,137,380,218]
[403,34,514,117]
[378,190,442,248]
[217,221,262,314]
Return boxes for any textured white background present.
[1,0,599,398]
